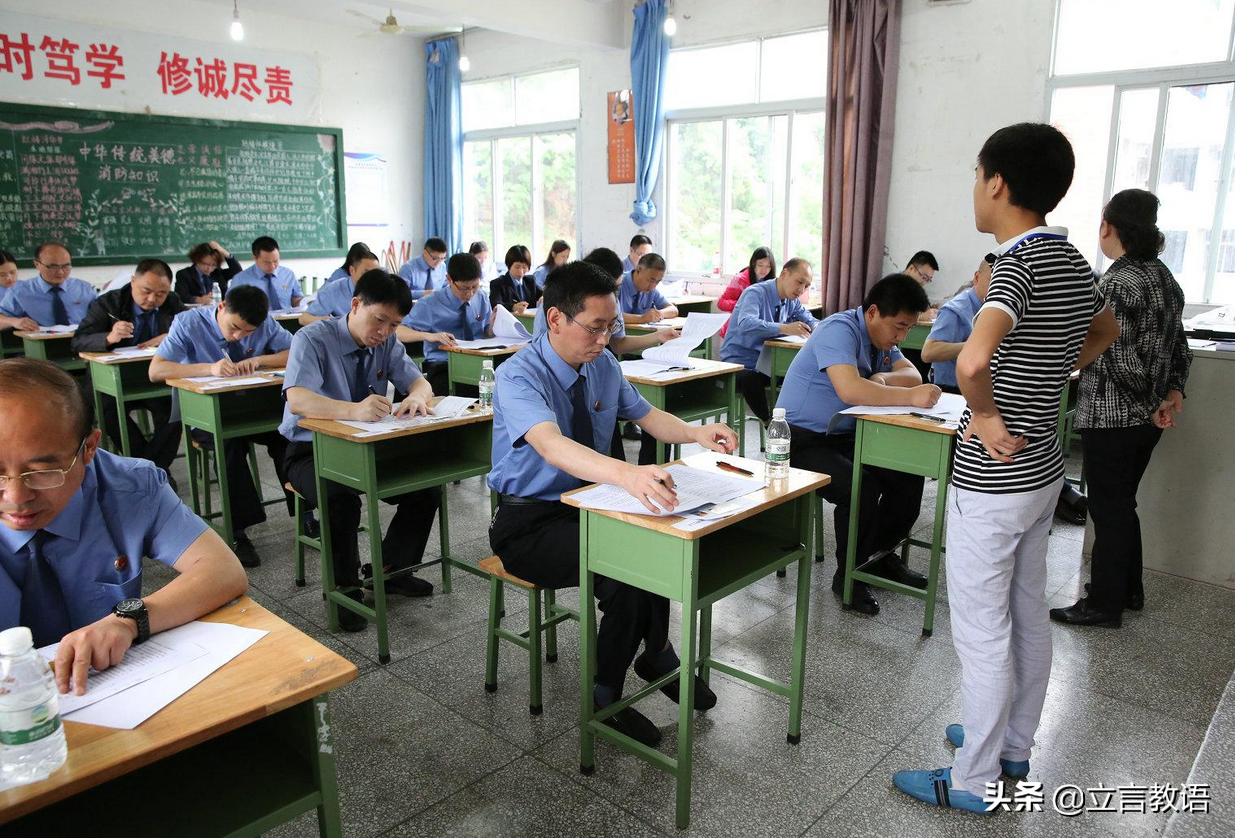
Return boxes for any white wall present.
[0,0,425,287]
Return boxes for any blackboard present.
[0,102,346,265]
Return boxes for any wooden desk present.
[13,330,84,371]
[168,371,287,544]
[299,401,494,663]
[443,343,525,394]
[763,338,805,402]
[667,294,715,316]
[0,328,23,359]
[843,413,955,636]
[80,352,171,457]
[564,454,828,829]
[622,359,743,463]
[0,596,357,838]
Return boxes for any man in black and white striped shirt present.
[894,123,1120,815]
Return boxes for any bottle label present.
[0,704,61,745]
[766,441,790,463]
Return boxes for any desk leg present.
[362,450,391,664]
[578,512,597,775]
[91,375,110,453]
[184,420,202,515]
[842,421,865,609]
[923,446,951,638]
[311,696,344,838]
[439,489,453,594]
[698,606,712,686]
[116,390,134,457]
[676,588,698,830]
[315,435,341,633]
[788,495,814,744]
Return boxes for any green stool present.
[187,437,264,521]
[286,482,316,587]
[481,555,579,716]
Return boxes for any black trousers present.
[285,441,441,587]
[490,500,669,692]
[1081,425,1162,612]
[101,394,180,471]
[191,429,293,532]
[737,369,772,425]
[423,360,449,398]
[789,426,924,575]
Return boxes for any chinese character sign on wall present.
[608,90,635,185]
[0,12,319,121]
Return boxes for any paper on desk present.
[838,392,967,422]
[37,633,209,715]
[53,620,267,729]
[754,333,808,376]
[1188,339,1217,350]
[96,347,159,362]
[672,497,761,532]
[660,279,687,298]
[570,463,764,517]
[336,395,477,436]
[453,336,529,350]
[198,376,269,390]
[620,359,692,380]
[33,324,77,334]
[640,312,728,368]
[493,304,532,340]
[776,334,809,345]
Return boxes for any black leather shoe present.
[634,653,718,711]
[833,574,879,615]
[233,534,261,568]
[303,514,320,540]
[869,555,928,590]
[1049,598,1121,628]
[598,702,662,747]
[367,570,434,597]
[1084,582,1143,611]
[336,590,367,633]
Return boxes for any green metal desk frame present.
[0,329,23,359]
[764,340,803,403]
[626,368,742,464]
[899,323,932,352]
[18,332,85,371]
[85,355,171,457]
[575,477,820,829]
[445,346,521,394]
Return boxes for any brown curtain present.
[823,0,901,314]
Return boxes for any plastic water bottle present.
[0,627,68,784]
[478,360,495,413]
[210,283,222,305]
[765,407,791,480]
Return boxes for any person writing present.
[175,241,241,304]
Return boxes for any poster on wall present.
[608,89,635,185]
[0,11,320,121]
[343,152,388,227]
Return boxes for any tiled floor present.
[147,433,1235,837]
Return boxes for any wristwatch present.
[113,598,150,644]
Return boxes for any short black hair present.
[447,253,482,282]
[543,261,618,320]
[583,247,623,280]
[0,248,18,266]
[907,250,938,271]
[977,123,1075,215]
[0,358,93,441]
[223,284,270,326]
[341,242,375,272]
[863,273,930,317]
[424,237,448,254]
[251,236,279,256]
[34,241,69,261]
[636,252,666,272]
[1103,188,1165,261]
[354,268,413,315]
[504,245,532,269]
[134,258,173,280]
[630,234,652,249]
[782,257,812,276]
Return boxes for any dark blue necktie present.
[351,347,370,401]
[21,531,72,649]
[264,273,278,306]
[511,278,522,303]
[134,310,156,344]
[869,342,881,373]
[569,374,594,449]
[457,303,475,340]
[50,286,70,326]
[199,271,214,295]
[226,340,246,362]
[773,303,783,324]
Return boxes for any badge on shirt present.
[377,369,385,378]
[593,400,601,411]
[246,347,255,355]
[114,555,129,571]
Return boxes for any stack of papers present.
[838,392,967,427]
[32,324,77,334]
[776,334,809,345]
[454,305,532,350]
[570,462,765,517]
[337,395,477,437]
[191,376,270,390]
[95,346,159,362]
[636,312,729,370]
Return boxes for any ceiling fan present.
[347,8,461,36]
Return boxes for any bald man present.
[0,359,247,696]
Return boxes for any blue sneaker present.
[893,766,994,814]
[944,724,1030,779]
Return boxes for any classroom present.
[0,0,1233,835]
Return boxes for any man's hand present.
[351,393,393,421]
[513,301,529,315]
[693,422,738,454]
[963,410,1027,464]
[909,384,943,408]
[394,392,433,418]
[645,308,664,323]
[434,331,458,347]
[53,614,137,696]
[781,321,812,338]
[139,334,167,350]
[194,294,213,305]
[210,357,239,377]
[13,317,40,332]
[621,464,679,514]
[107,319,134,345]
[656,328,681,344]
[1153,389,1184,429]
[234,357,262,375]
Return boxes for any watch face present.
[116,598,144,615]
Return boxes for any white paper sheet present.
[775,334,809,345]
[639,312,729,368]
[672,497,761,531]
[838,392,967,423]
[754,334,808,376]
[660,279,687,298]
[37,634,209,714]
[54,621,267,729]
[492,304,532,340]
[620,359,693,379]
[336,395,476,436]
[570,463,765,517]
[198,376,270,390]
[452,336,529,350]
[95,347,159,362]
[32,325,76,334]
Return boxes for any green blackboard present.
[0,102,346,265]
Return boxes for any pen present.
[716,460,756,477]
[909,412,947,423]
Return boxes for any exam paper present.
[37,634,209,715]
[492,304,532,340]
[337,395,477,436]
[33,325,76,334]
[639,312,729,368]
[838,392,967,423]
[570,463,765,517]
[453,336,529,350]
[95,347,159,362]
[620,359,692,380]
[754,334,808,376]
[672,497,761,532]
[198,376,270,390]
[775,334,809,345]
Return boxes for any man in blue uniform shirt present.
[0,359,247,692]
[0,242,96,328]
[405,252,495,396]
[921,256,992,393]
[281,270,440,631]
[488,261,738,747]
[228,236,303,311]
[618,253,678,325]
[776,273,939,615]
[149,285,295,567]
[720,257,818,424]
[623,234,652,274]
[397,237,448,301]
[299,250,382,325]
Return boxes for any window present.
[1048,1,1235,304]
[461,68,579,260]
[665,31,826,278]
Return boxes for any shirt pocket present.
[91,567,143,614]
[591,403,619,446]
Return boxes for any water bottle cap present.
[773,408,786,419]
[0,626,33,656]
[482,359,493,369]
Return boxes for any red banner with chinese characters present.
[0,12,319,121]
[608,90,635,185]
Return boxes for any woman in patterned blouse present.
[1051,189,1193,628]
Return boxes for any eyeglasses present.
[912,265,936,283]
[0,439,87,491]
[36,261,72,273]
[566,315,622,338]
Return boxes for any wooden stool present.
[481,555,579,715]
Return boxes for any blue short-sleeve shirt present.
[926,289,981,388]
[157,304,292,366]
[405,287,492,363]
[776,308,905,435]
[229,265,302,310]
[488,333,651,501]
[325,266,349,283]
[397,256,444,300]
[0,277,96,325]
[306,276,356,318]
[617,272,670,316]
[720,280,817,370]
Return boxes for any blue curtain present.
[424,38,463,253]
[629,0,671,226]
